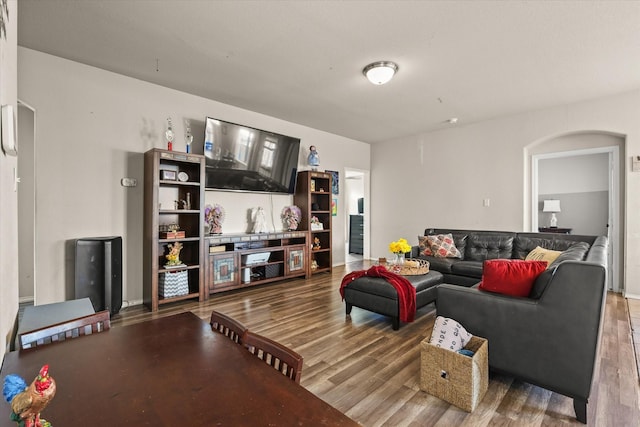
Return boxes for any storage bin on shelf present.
[419,332,488,412]
[159,269,189,298]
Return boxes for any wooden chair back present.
[20,310,111,350]
[243,331,303,383]
[210,310,248,344]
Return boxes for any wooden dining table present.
[0,312,359,426]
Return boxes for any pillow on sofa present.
[418,235,433,256]
[429,315,473,351]
[525,246,562,266]
[426,233,462,258]
[479,259,548,297]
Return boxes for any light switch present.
[121,178,137,187]
[483,198,490,207]
[632,156,640,172]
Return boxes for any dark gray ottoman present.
[344,270,444,330]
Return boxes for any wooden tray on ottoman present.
[386,258,430,275]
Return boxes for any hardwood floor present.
[112,261,640,426]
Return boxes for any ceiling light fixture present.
[363,61,398,85]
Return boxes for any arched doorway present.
[529,132,624,292]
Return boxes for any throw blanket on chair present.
[340,265,416,323]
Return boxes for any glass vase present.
[395,253,406,266]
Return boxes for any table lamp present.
[543,199,561,228]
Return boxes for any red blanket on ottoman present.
[340,265,417,323]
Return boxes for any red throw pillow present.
[479,259,547,297]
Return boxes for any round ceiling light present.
[362,61,398,85]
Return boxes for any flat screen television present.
[202,117,300,194]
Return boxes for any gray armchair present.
[436,237,607,423]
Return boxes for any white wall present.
[0,0,18,358]
[371,90,640,298]
[17,47,370,306]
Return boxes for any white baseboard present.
[624,292,640,300]
[19,296,34,304]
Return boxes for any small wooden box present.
[160,231,185,239]
[420,333,488,412]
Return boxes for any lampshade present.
[543,199,561,213]
[363,61,398,85]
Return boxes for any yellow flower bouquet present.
[389,238,411,255]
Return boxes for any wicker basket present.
[420,332,488,412]
[386,258,430,275]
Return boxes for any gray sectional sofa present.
[414,228,608,423]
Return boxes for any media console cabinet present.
[206,231,310,294]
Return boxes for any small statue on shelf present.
[312,237,321,251]
[311,260,319,271]
[307,145,319,170]
[165,242,184,268]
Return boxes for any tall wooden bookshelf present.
[143,149,205,311]
[294,171,332,274]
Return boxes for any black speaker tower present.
[73,236,123,315]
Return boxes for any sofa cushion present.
[416,255,459,274]
[525,246,562,266]
[513,235,589,260]
[479,259,548,297]
[549,241,591,269]
[465,234,514,261]
[426,233,462,258]
[450,261,484,279]
[429,315,473,351]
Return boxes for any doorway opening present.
[17,100,37,303]
[531,141,622,293]
[344,168,369,264]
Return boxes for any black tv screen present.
[202,117,300,194]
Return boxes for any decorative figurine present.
[281,205,301,231]
[3,365,56,427]
[185,119,193,153]
[307,145,319,170]
[312,237,321,251]
[311,260,319,271]
[252,207,269,233]
[165,117,175,151]
[165,242,184,268]
[205,204,225,234]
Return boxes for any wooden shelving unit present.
[206,232,309,294]
[294,171,332,274]
[143,149,205,311]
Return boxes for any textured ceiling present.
[17,1,640,143]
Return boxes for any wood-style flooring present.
[112,261,640,426]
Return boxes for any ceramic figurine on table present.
[281,205,301,231]
[252,207,269,233]
[3,365,56,427]
[205,204,225,234]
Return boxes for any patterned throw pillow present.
[427,233,462,258]
[429,316,473,352]
[418,235,433,256]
